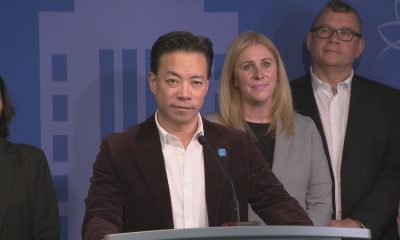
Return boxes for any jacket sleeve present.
[350,93,400,238]
[31,148,60,240]
[82,137,125,240]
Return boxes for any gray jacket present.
[204,112,332,226]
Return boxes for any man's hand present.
[329,218,362,228]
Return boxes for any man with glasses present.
[291,1,400,239]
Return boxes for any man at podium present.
[82,31,313,240]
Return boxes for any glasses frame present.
[311,26,362,41]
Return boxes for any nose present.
[253,66,264,80]
[177,82,191,99]
[329,30,339,43]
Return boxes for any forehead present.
[315,8,361,31]
[238,44,274,61]
[158,51,208,75]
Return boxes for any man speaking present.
[82,31,312,240]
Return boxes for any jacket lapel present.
[202,123,228,226]
[295,75,326,141]
[293,76,332,164]
[134,118,174,228]
[0,139,17,232]
[272,121,290,174]
[342,76,366,160]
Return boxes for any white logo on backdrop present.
[378,0,400,58]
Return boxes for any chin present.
[172,114,196,122]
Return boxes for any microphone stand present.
[198,135,261,226]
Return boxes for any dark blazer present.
[291,74,400,239]
[0,137,60,240]
[82,116,312,240]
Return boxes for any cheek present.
[264,67,278,85]
[193,90,207,108]
[309,39,324,54]
[155,87,171,101]
[271,81,278,94]
[266,66,278,77]
[236,80,249,93]
[198,87,208,99]
[236,72,252,86]
[351,43,363,59]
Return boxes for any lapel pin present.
[217,148,227,157]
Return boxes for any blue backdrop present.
[1,0,399,239]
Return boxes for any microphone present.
[198,135,240,223]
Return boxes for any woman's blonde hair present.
[218,31,294,138]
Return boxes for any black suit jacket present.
[82,116,312,240]
[0,137,60,240]
[291,74,400,239]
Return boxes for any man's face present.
[149,51,209,131]
[307,9,365,71]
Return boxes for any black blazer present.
[0,137,59,240]
[291,74,400,239]
[82,116,312,240]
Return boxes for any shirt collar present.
[154,110,204,146]
[310,66,353,93]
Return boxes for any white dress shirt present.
[311,68,352,220]
[155,112,209,228]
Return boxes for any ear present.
[306,32,313,52]
[204,79,210,93]
[149,72,157,95]
[232,78,239,88]
[355,38,365,58]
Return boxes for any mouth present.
[171,105,193,110]
[252,83,270,90]
[325,49,340,54]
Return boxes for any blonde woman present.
[206,31,332,225]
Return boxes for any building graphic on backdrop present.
[39,1,236,239]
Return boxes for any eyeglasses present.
[311,26,362,41]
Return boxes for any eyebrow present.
[240,57,273,65]
[317,23,358,31]
[165,70,181,78]
[165,70,206,80]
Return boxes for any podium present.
[104,226,371,240]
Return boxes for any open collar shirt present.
[311,68,353,220]
[155,111,208,228]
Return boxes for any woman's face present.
[233,43,278,107]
